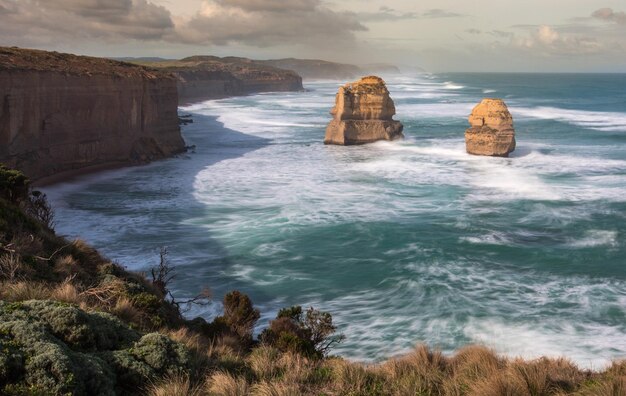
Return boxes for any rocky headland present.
[260,58,362,80]
[465,98,516,157]
[0,47,186,183]
[134,56,303,104]
[260,58,401,80]
[324,76,404,145]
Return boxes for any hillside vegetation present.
[0,164,624,395]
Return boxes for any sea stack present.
[465,99,516,157]
[324,76,403,145]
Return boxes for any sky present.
[0,0,625,72]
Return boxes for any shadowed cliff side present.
[0,47,186,183]
[133,56,304,104]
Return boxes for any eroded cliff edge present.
[0,47,186,182]
[134,56,304,104]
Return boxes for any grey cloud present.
[592,8,626,25]
[0,0,365,48]
[465,29,482,34]
[359,7,463,23]
[422,9,463,18]
[0,0,174,43]
[357,6,417,21]
[489,30,514,38]
[215,0,318,12]
[174,0,367,47]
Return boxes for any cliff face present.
[465,98,516,157]
[138,56,303,104]
[325,76,404,145]
[0,47,186,182]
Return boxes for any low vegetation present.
[0,164,624,395]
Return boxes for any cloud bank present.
[592,8,626,25]
[0,0,367,48]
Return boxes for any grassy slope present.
[0,164,624,396]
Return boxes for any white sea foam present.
[444,81,465,90]
[463,318,624,369]
[568,230,619,248]
[512,106,626,132]
[46,74,626,369]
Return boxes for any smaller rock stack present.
[324,76,404,145]
[465,99,516,157]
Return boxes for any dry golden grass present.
[49,278,83,305]
[206,371,249,396]
[278,352,314,385]
[110,296,143,323]
[0,281,52,301]
[0,252,23,281]
[250,381,300,396]
[248,345,283,381]
[147,375,203,396]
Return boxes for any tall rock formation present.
[0,47,186,182]
[465,99,516,157]
[324,76,404,145]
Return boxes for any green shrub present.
[131,333,191,375]
[260,306,343,359]
[0,300,192,396]
[0,165,29,203]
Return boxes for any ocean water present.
[45,73,626,369]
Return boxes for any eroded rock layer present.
[0,47,186,182]
[325,76,403,145]
[465,98,516,157]
[143,56,304,104]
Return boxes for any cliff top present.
[0,46,172,79]
[132,55,301,81]
[261,58,362,80]
[343,75,389,95]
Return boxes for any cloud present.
[465,28,482,35]
[0,0,367,48]
[422,9,463,18]
[489,30,514,39]
[0,0,174,43]
[592,8,626,25]
[357,6,417,21]
[511,25,602,55]
[173,0,367,47]
[358,7,463,23]
[214,0,316,12]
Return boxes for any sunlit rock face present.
[465,98,516,157]
[324,76,403,145]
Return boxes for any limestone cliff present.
[137,56,303,104]
[0,47,186,182]
[325,76,404,145]
[465,99,516,157]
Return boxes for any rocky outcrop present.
[465,99,516,157]
[324,76,404,145]
[142,56,303,104]
[0,47,186,182]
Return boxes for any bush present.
[260,306,343,359]
[0,165,29,203]
[0,300,193,396]
[222,290,260,341]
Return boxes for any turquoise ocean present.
[45,73,626,368]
